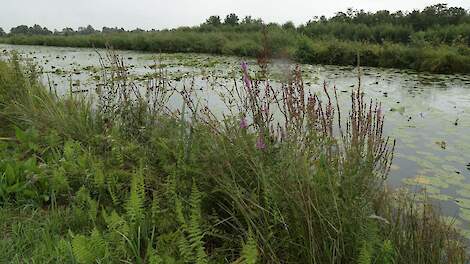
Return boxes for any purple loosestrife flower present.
[241,61,248,72]
[256,135,266,150]
[240,117,248,129]
[241,61,252,90]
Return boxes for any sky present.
[0,0,468,32]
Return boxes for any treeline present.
[0,24,144,36]
[0,4,469,73]
[3,4,469,44]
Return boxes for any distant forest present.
[1,4,469,45]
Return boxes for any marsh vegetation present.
[0,40,469,263]
[1,3,470,263]
[1,4,469,73]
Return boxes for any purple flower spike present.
[241,61,252,89]
[243,75,252,89]
[256,136,266,150]
[241,61,248,72]
[240,117,248,129]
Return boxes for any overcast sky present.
[0,0,468,31]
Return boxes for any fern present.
[57,238,74,262]
[75,186,98,224]
[63,140,78,161]
[379,240,395,264]
[126,168,145,226]
[175,180,208,264]
[106,173,120,206]
[102,209,130,258]
[93,161,105,188]
[188,182,207,264]
[102,210,130,237]
[357,240,372,264]
[241,231,258,264]
[151,190,160,227]
[147,245,163,264]
[72,228,108,264]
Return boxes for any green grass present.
[1,28,469,74]
[0,53,467,263]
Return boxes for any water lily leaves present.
[455,198,470,209]
[456,189,470,199]
[402,174,450,189]
[459,208,470,222]
[428,193,453,201]
[390,106,406,114]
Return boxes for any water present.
[2,43,470,236]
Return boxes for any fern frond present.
[151,191,160,227]
[357,240,372,264]
[147,244,163,264]
[175,180,208,264]
[75,186,98,224]
[241,231,258,264]
[189,181,207,264]
[103,210,130,237]
[93,161,105,188]
[72,228,108,264]
[126,169,145,225]
[379,240,395,264]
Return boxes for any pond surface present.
[2,43,470,237]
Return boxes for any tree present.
[10,25,30,34]
[282,21,296,31]
[0,27,5,37]
[224,13,239,26]
[102,27,125,33]
[61,27,75,36]
[29,24,52,35]
[131,28,145,33]
[241,16,263,25]
[241,16,254,24]
[205,15,221,26]
[78,25,97,35]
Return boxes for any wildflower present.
[240,117,248,129]
[241,61,251,89]
[241,61,248,72]
[256,135,266,150]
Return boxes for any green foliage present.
[72,228,109,263]
[126,168,145,225]
[224,13,240,26]
[175,180,208,264]
[0,127,71,205]
[379,240,395,264]
[0,51,467,263]
[357,241,372,264]
[241,232,258,264]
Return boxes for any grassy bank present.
[1,30,470,74]
[0,53,467,263]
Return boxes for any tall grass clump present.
[0,51,467,263]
